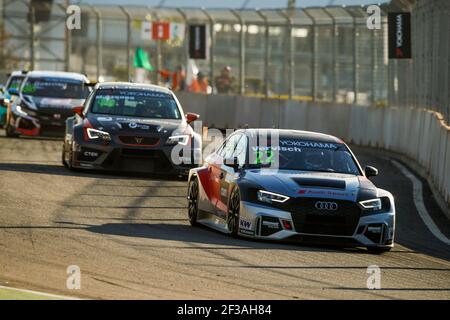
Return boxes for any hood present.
[23,95,85,111]
[87,114,187,139]
[243,169,378,202]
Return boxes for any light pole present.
[287,0,296,17]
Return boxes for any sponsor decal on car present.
[39,98,79,109]
[239,229,255,236]
[280,140,338,149]
[262,221,280,229]
[96,116,113,122]
[128,122,150,130]
[239,219,252,230]
[297,188,356,201]
[83,151,99,157]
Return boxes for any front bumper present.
[238,201,395,248]
[9,110,67,137]
[71,139,200,175]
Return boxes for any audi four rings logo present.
[315,201,339,211]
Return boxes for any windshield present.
[7,76,25,90]
[251,139,361,175]
[22,77,89,99]
[90,89,181,119]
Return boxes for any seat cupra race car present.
[0,70,27,127]
[187,129,395,253]
[62,82,202,176]
[5,71,90,137]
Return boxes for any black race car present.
[62,82,202,176]
[5,71,90,137]
[187,129,395,253]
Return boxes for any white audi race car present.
[187,129,395,253]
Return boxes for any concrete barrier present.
[444,129,450,203]
[178,92,450,210]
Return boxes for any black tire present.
[227,187,241,238]
[62,143,68,168]
[367,247,392,254]
[187,178,200,226]
[5,122,18,138]
[66,145,79,172]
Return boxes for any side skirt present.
[197,210,231,234]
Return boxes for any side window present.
[83,89,96,114]
[220,134,240,160]
[216,139,228,158]
[233,134,247,166]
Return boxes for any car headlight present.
[166,134,190,146]
[358,197,391,215]
[257,190,290,204]
[86,128,111,141]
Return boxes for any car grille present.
[117,149,172,172]
[121,148,162,157]
[39,125,65,137]
[288,198,361,236]
[37,108,74,118]
[119,136,160,146]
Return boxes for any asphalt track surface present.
[0,130,449,299]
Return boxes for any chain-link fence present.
[385,0,450,123]
[0,0,448,122]
[412,0,449,123]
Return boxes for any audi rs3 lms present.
[187,129,395,253]
[62,82,202,176]
[5,71,90,137]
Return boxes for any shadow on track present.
[0,162,186,181]
[0,134,63,142]
[81,222,372,255]
[3,220,444,258]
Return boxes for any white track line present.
[0,285,80,300]
[391,160,450,246]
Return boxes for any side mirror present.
[185,112,199,124]
[72,105,84,116]
[223,157,240,171]
[365,166,379,178]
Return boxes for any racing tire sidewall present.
[187,178,199,226]
[5,122,18,138]
[67,144,78,171]
[62,143,68,168]
[227,187,241,238]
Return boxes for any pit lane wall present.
[176,92,450,210]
